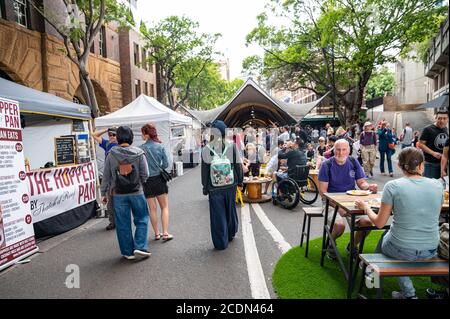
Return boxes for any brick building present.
[0,0,157,114]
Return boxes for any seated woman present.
[356,147,444,299]
[243,142,261,177]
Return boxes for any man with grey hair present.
[318,139,378,259]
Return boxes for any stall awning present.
[0,78,91,120]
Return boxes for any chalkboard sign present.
[55,136,76,166]
[72,120,85,132]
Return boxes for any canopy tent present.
[0,78,96,239]
[180,78,329,127]
[95,94,193,174]
[416,93,448,110]
[0,77,91,120]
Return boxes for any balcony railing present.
[425,16,449,77]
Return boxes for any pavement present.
[0,148,405,299]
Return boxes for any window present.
[143,81,148,95]
[150,84,155,97]
[135,79,141,97]
[440,69,447,89]
[1,0,5,19]
[134,43,140,66]
[13,0,28,28]
[147,51,153,72]
[141,48,147,70]
[434,76,439,92]
[73,97,82,104]
[99,26,107,58]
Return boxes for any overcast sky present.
[136,0,268,80]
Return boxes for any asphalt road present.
[0,150,403,299]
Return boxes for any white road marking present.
[241,204,271,299]
[251,203,292,254]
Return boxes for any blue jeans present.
[379,150,393,174]
[113,194,149,256]
[275,172,288,184]
[424,162,441,179]
[378,231,437,298]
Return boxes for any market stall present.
[95,94,193,175]
[0,78,97,239]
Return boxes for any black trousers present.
[208,188,238,250]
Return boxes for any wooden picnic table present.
[320,191,449,299]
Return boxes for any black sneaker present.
[426,288,449,299]
[105,223,115,231]
[326,245,337,260]
[346,243,358,256]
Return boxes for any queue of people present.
[93,123,173,261]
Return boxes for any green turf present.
[272,231,443,299]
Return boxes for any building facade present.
[0,0,156,115]
[118,26,157,105]
[425,16,449,101]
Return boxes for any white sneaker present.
[133,249,152,258]
[122,255,136,260]
[392,291,418,299]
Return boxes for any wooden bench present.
[300,207,323,257]
[357,253,449,299]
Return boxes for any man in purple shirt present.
[318,139,377,259]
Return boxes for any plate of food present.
[346,190,372,196]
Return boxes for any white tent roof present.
[95,94,192,127]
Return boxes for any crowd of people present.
[91,110,448,299]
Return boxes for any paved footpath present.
[0,150,404,299]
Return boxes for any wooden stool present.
[300,207,323,257]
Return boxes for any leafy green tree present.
[245,0,447,125]
[140,16,220,109]
[27,0,133,117]
[178,61,243,109]
[365,67,395,100]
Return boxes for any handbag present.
[144,147,172,183]
[388,143,395,150]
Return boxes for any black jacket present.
[201,142,243,194]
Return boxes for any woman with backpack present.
[201,120,243,250]
[140,123,173,241]
[101,126,151,260]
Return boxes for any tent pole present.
[88,119,105,218]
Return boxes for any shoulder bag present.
[144,147,172,182]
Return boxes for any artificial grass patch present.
[273,231,442,299]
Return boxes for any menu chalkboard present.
[55,136,76,166]
[72,120,85,132]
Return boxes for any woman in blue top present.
[377,121,394,177]
[140,123,173,241]
[356,147,444,299]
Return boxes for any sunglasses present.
[108,133,116,137]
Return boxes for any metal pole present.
[332,43,336,120]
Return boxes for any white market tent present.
[95,94,193,174]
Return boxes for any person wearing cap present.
[92,127,119,230]
[201,120,243,250]
[359,121,377,178]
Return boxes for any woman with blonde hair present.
[140,123,173,241]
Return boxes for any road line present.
[251,203,292,254]
[241,204,271,299]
